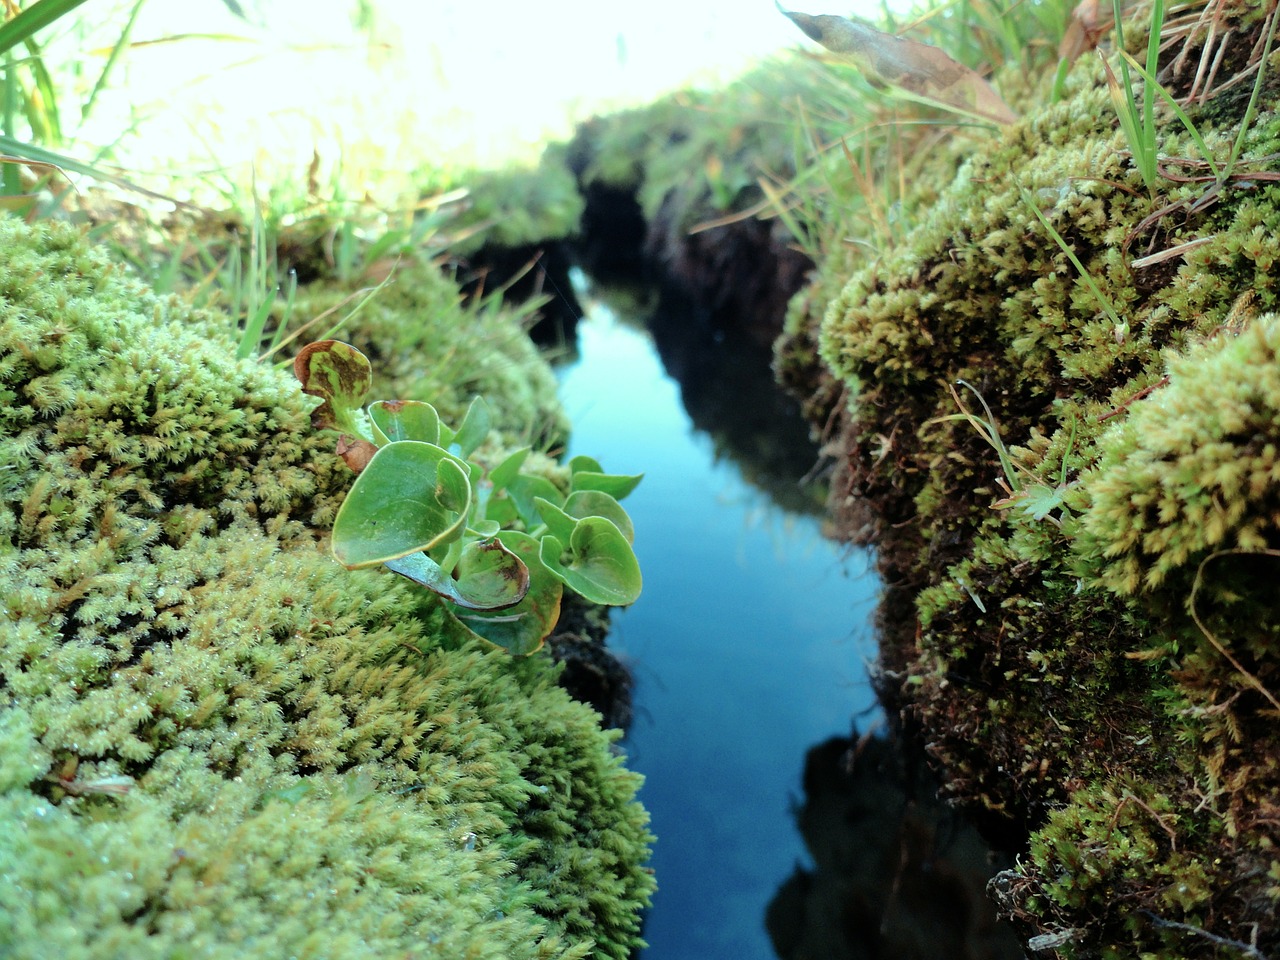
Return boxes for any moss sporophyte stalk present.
[294,339,644,656]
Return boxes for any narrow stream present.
[555,288,882,960]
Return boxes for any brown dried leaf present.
[335,434,378,474]
[1059,0,1113,65]
[779,4,1018,124]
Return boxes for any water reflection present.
[644,284,827,516]
[555,282,1020,960]
[556,291,880,960]
[767,735,1024,960]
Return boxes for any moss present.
[565,57,837,233]
[286,257,569,449]
[1075,313,1280,596]
[0,218,652,958]
[447,147,587,257]
[787,4,1280,953]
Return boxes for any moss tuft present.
[0,218,652,959]
[1076,313,1280,595]
[781,8,1280,954]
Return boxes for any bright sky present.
[72,0,866,198]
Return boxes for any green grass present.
[1106,0,1278,191]
[1018,182,1125,330]
[1105,0,1165,191]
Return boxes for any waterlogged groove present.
[556,297,881,960]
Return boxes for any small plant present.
[934,380,1078,527]
[1102,0,1165,191]
[1017,182,1125,333]
[1103,0,1278,191]
[294,339,643,655]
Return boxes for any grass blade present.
[3,55,19,195]
[1106,0,1157,188]
[1101,54,1148,185]
[82,0,147,123]
[1119,50,1221,180]
[20,36,61,145]
[1226,3,1278,176]
[0,132,184,203]
[1019,183,1124,329]
[1140,0,1164,167]
[0,0,94,56]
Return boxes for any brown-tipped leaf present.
[779,4,1018,125]
[293,339,373,435]
[448,531,564,656]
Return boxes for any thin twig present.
[1098,375,1170,422]
[1139,910,1270,960]
[1189,549,1280,713]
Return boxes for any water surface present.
[556,301,881,960]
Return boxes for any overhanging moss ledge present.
[776,3,1280,954]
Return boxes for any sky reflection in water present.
[556,306,881,960]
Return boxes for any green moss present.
[0,218,652,959]
[1076,312,1280,594]
[448,147,586,256]
[287,258,569,448]
[788,6,1280,954]
[1029,781,1216,917]
[565,57,840,233]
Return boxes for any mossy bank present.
[454,0,1280,952]
[769,3,1280,956]
[0,218,653,958]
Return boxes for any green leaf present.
[564,490,635,543]
[533,496,578,543]
[509,473,565,527]
[369,399,440,446]
[452,538,530,607]
[469,518,501,538]
[331,441,472,568]
[570,470,644,501]
[384,538,529,610]
[568,454,604,475]
[484,493,519,527]
[293,339,373,438]
[448,531,564,656]
[1017,484,1071,522]
[540,518,642,606]
[489,446,530,492]
[0,0,94,57]
[450,396,492,458]
[536,491,636,546]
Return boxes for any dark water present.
[556,293,882,960]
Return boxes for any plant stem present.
[1018,184,1124,329]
